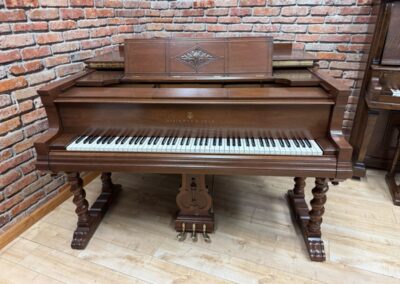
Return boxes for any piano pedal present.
[176,223,187,242]
[191,224,198,242]
[202,224,211,243]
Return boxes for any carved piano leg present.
[175,174,214,241]
[67,172,120,249]
[287,177,328,261]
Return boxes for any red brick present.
[70,0,93,6]
[64,30,89,41]
[0,34,35,48]
[0,50,20,64]
[13,22,48,32]
[311,6,336,16]
[296,17,324,24]
[71,50,93,62]
[320,35,352,42]
[0,24,11,34]
[0,170,22,189]
[281,25,307,33]
[29,9,59,20]
[281,7,309,16]
[40,0,68,7]
[338,25,369,34]
[194,17,218,23]
[0,130,24,150]
[6,173,37,197]
[0,214,11,227]
[0,77,27,94]
[269,0,296,5]
[52,42,80,54]
[85,8,114,18]
[19,159,37,174]
[81,38,109,49]
[0,149,13,162]
[239,0,266,6]
[11,190,44,217]
[308,25,337,34]
[339,6,371,15]
[317,52,346,61]
[118,25,134,33]
[193,0,215,8]
[218,17,241,24]
[21,46,51,60]
[25,70,55,86]
[0,150,33,175]
[0,95,11,107]
[0,192,23,213]
[56,63,84,77]
[253,24,279,32]
[207,25,227,32]
[205,8,229,16]
[21,108,46,124]
[24,119,48,137]
[0,117,21,135]
[104,0,123,8]
[43,54,70,67]
[60,8,84,20]
[35,33,63,44]
[0,9,26,22]
[9,61,43,76]
[49,20,77,31]
[253,7,281,16]
[5,0,38,8]
[230,8,252,16]
[90,28,113,38]
[228,24,252,32]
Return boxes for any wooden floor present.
[1,170,400,283]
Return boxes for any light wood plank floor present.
[1,170,400,284]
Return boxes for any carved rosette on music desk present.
[175,174,214,241]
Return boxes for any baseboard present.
[0,171,100,250]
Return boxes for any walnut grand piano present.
[34,37,352,262]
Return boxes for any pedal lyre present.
[202,224,211,243]
[191,224,198,242]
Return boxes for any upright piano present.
[350,0,400,205]
[34,37,352,262]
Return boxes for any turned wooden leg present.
[175,174,214,240]
[287,177,328,262]
[385,128,400,205]
[67,172,121,249]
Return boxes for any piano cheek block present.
[34,36,352,262]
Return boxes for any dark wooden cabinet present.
[350,0,400,204]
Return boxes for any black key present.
[227,137,230,147]
[213,137,217,146]
[238,138,242,147]
[205,137,209,146]
[299,139,305,148]
[278,138,284,147]
[129,136,136,144]
[107,136,116,144]
[259,138,264,147]
[167,136,173,145]
[186,137,191,146]
[270,138,276,147]
[250,137,256,147]
[232,137,236,147]
[116,136,124,144]
[180,137,186,146]
[284,139,291,147]
[219,137,222,146]
[148,136,155,145]
[172,136,178,145]
[245,137,250,147]
[96,136,105,144]
[134,136,142,145]
[161,137,168,145]
[83,135,92,144]
[154,136,160,145]
[293,138,300,147]
[304,139,312,148]
[103,136,112,144]
[139,136,146,144]
[194,137,199,146]
[75,135,85,143]
[263,137,270,147]
[199,137,204,146]
[121,136,129,144]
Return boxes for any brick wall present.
[0,0,375,231]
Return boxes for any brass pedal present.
[191,224,198,242]
[202,224,211,243]
[176,223,187,242]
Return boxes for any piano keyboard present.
[66,135,323,156]
[391,88,400,97]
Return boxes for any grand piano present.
[34,37,352,262]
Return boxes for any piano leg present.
[287,177,328,262]
[385,129,400,205]
[67,172,121,249]
[175,174,214,239]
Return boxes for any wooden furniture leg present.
[175,174,214,238]
[67,172,120,249]
[353,109,379,178]
[287,177,328,261]
[385,127,400,205]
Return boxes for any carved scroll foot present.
[385,174,400,206]
[175,174,214,238]
[67,172,120,249]
[287,177,328,262]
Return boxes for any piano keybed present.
[67,134,323,156]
